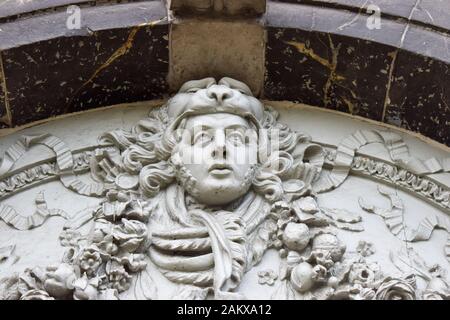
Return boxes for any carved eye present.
[186,88,200,94]
[227,131,246,146]
[193,131,213,146]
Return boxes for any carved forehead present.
[178,77,253,96]
[183,113,252,130]
[167,77,264,125]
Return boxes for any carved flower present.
[91,219,114,242]
[113,253,148,273]
[20,289,55,300]
[348,261,381,288]
[59,229,83,247]
[258,270,278,286]
[106,261,132,292]
[106,189,130,203]
[113,219,148,253]
[101,201,129,222]
[16,267,47,296]
[0,274,21,300]
[121,200,150,222]
[374,276,416,300]
[97,288,119,300]
[272,201,292,222]
[79,245,103,276]
[90,219,118,256]
[97,235,119,257]
[422,290,449,300]
[356,241,375,257]
[312,265,328,283]
[348,284,376,300]
[99,197,150,223]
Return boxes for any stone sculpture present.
[0,78,449,300]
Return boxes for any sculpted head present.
[168,78,262,206]
[103,77,314,208]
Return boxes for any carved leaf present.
[389,248,431,281]
[321,208,362,224]
[131,269,157,300]
[271,280,296,300]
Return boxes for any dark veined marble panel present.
[0,1,169,126]
[265,1,450,146]
[264,27,395,121]
[2,25,168,125]
[385,52,450,145]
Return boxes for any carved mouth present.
[208,163,233,177]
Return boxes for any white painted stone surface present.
[0,78,449,300]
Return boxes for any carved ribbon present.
[0,192,70,230]
[0,134,107,230]
[190,209,234,296]
[315,130,450,193]
[359,186,450,263]
[0,134,105,197]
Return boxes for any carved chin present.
[194,183,251,206]
[174,164,255,206]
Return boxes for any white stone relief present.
[0,78,449,300]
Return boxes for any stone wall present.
[0,0,448,145]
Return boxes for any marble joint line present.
[0,52,12,127]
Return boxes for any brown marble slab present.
[169,19,265,96]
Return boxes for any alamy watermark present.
[366,4,382,30]
[66,5,81,30]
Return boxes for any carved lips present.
[208,163,233,178]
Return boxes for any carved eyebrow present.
[190,124,213,132]
[225,124,249,131]
[178,78,216,93]
[218,78,253,96]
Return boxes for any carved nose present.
[211,147,227,160]
[206,86,234,104]
[211,131,227,159]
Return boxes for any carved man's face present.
[174,113,258,206]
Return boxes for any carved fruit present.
[290,262,315,293]
[328,276,339,289]
[44,264,77,298]
[311,233,346,262]
[282,223,310,252]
